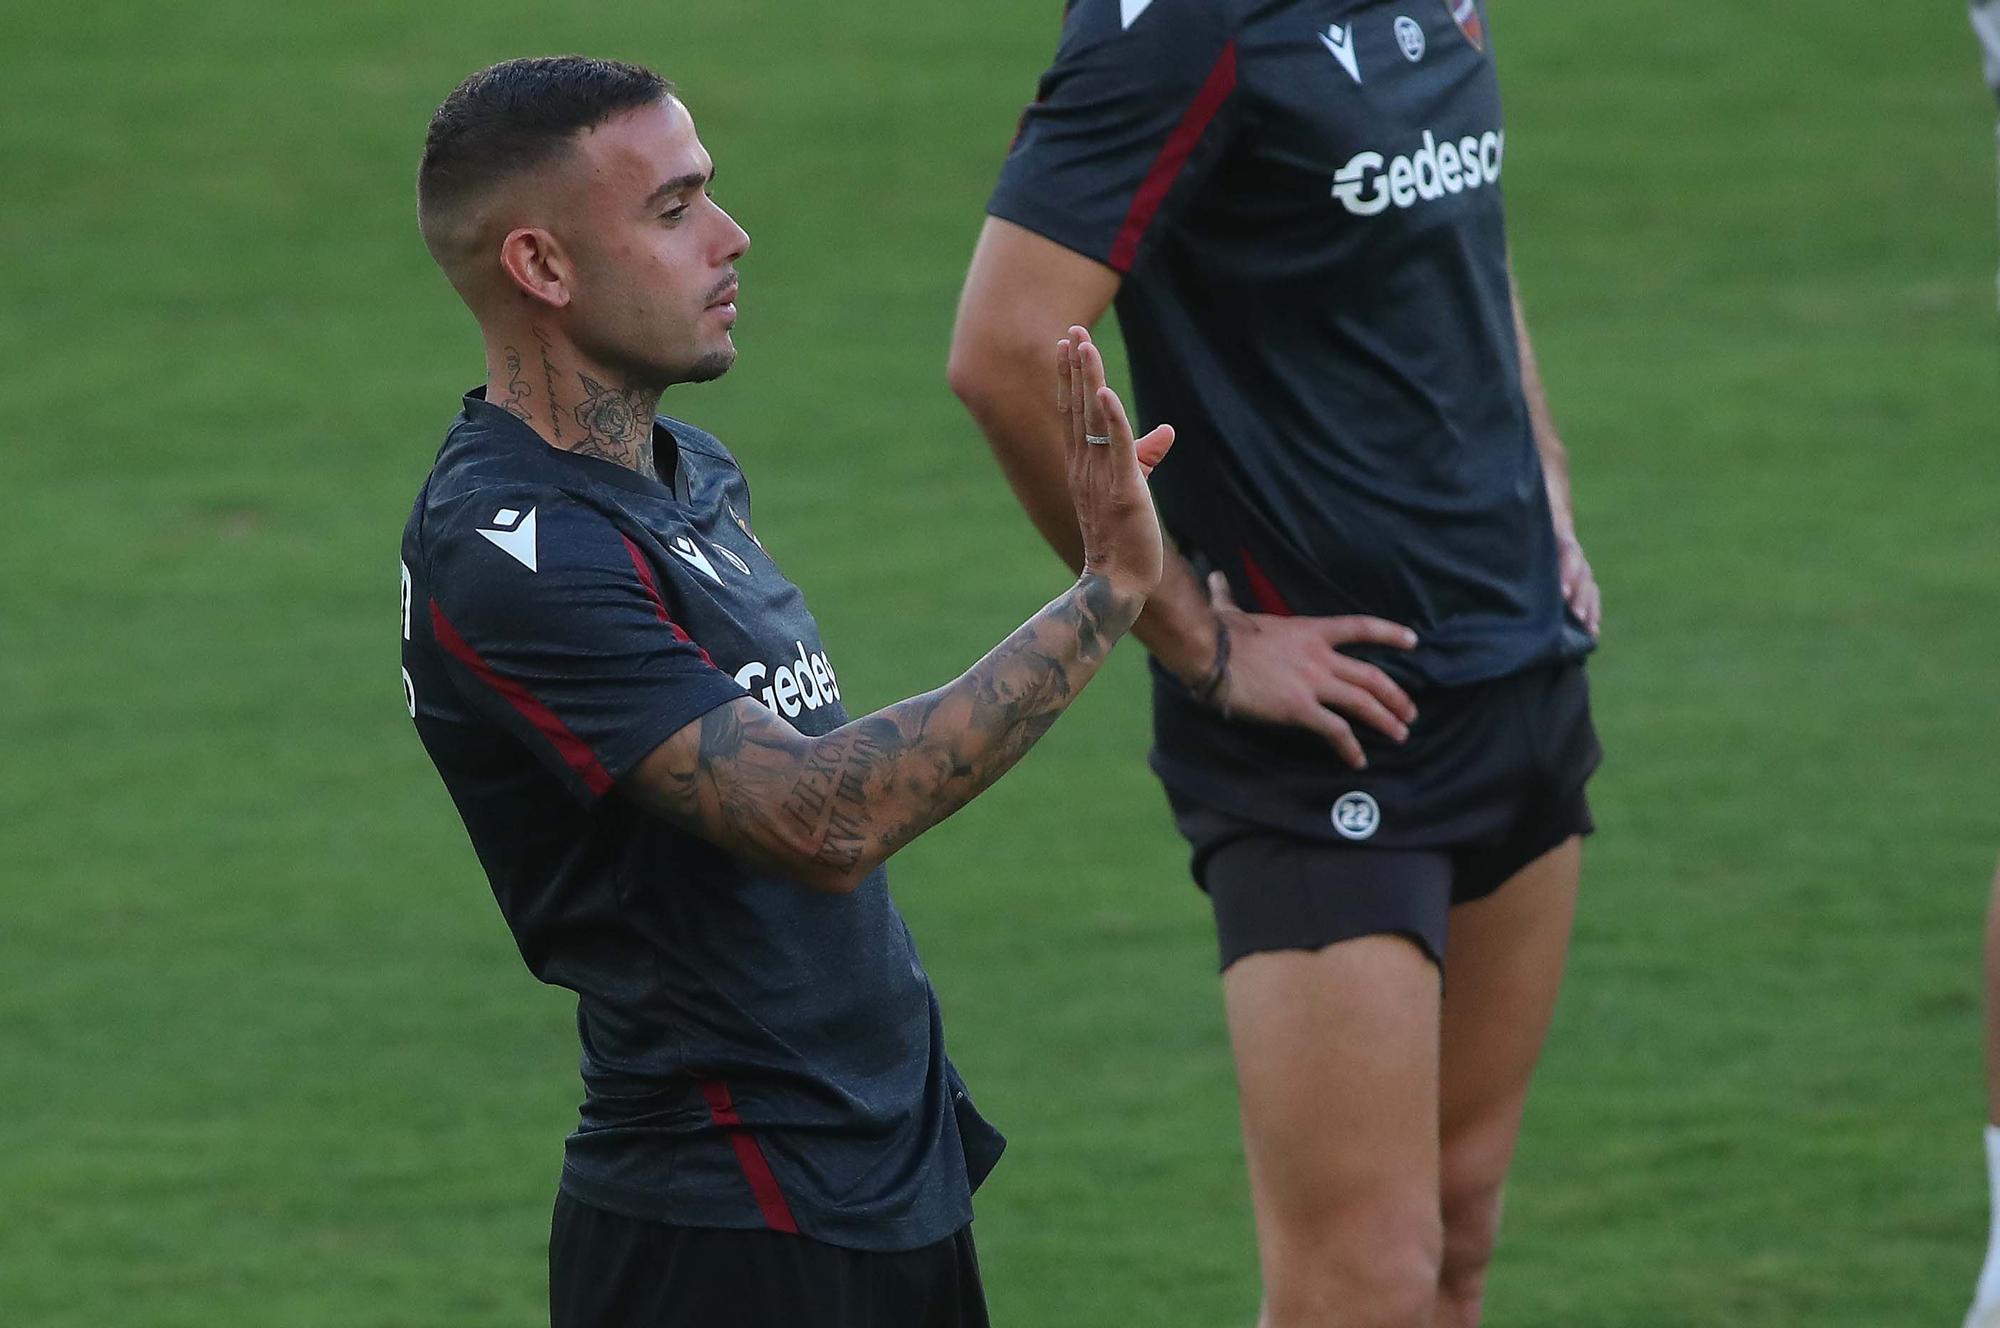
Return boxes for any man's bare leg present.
[1432,839,1581,1328]
[1225,936,1445,1328]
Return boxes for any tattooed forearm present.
[621,574,1142,892]
[570,373,659,477]
[780,717,903,869]
[499,347,533,422]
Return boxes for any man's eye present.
[661,204,689,222]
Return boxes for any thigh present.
[1437,838,1581,1204]
[1223,934,1444,1275]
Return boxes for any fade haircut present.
[417,56,674,259]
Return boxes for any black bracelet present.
[1191,620,1231,709]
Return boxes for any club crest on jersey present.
[1441,0,1485,51]
[727,503,765,553]
[1394,16,1426,62]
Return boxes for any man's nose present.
[718,207,750,262]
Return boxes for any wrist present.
[1186,618,1231,710]
[1132,586,1220,685]
[1076,571,1146,638]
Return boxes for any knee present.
[1262,1210,1442,1328]
[1438,1173,1506,1309]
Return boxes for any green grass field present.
[4,2,1998,1323]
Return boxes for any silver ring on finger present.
[1084,432,1111,447]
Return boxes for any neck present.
[485,326,663,480]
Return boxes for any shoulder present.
[420,480,638,589]
[1057,0,1236,50]
[659,415,742,471]
[1064,0,1236,32]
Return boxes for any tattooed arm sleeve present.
[620,574,1137,894]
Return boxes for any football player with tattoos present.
[402,56,1171,1328]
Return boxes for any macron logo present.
[668,534,722,585]
[1120,0,1155,29]
[477,507,537,572]
[1320,23,1361,84]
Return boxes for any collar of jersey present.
[461,387,690,505]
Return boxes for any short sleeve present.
[988,0,1240,274]
[423,488,746,805]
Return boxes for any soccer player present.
[402,56,1173,1327]
[949,4,1601,1325]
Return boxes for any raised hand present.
[1056,326,1175,605]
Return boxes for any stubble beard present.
[609,331,736,392]
[680,344,737,384]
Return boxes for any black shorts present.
[550,1191,988,1328]
[1168,661,1600,971]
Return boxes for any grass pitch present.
[3,2,1997,1324]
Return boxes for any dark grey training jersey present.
[990,0,1594,820]
[399,392,1002,1253]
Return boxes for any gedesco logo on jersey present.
[735,642,843,720]
[1332,128,1504,217]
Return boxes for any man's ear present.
[498,227,574,308]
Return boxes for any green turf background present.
[3,2,1997,1323]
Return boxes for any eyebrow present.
[645,169,713,207]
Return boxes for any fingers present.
[1328,652,1417,726]
[1056,337,1083,472]
[1068,333,1088,447]
[1299,704,1368,770]
[1315,672,1410,745]
[1135,423,1175,476]
[1559,540,1602,636]
[1055,337,1073,421]
[1316,615,1420,651]
[1571,574,1602,637]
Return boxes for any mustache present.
[704,272,739,304]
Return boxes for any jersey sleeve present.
[987,0,1240,274]
[422,487,747,805]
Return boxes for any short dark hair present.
[418,56,673,239]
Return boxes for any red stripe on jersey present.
[1108,41,1238,273]
[430,600,615,797]
[620,535,719,667]
[699,1080,800,1234]
[1237,547,1294,617]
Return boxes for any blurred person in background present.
[1977,0,2000,306]
[1966,15,2000,1327]
[1970,860,2000,1327]
[404,55,1173,1327]
[950,2,1600,1324]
